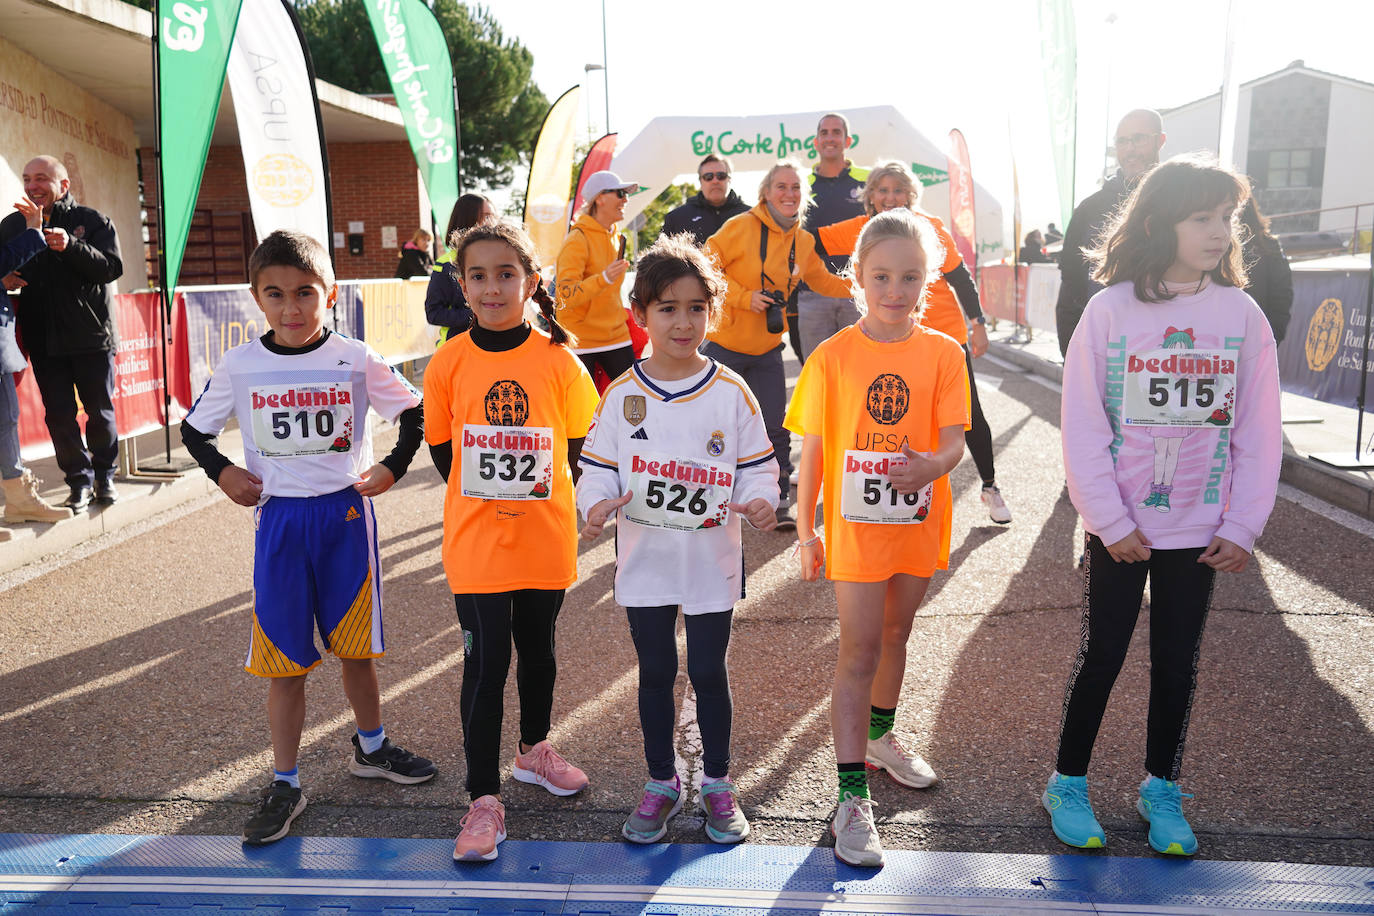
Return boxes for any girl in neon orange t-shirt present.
[784,210,970,867]
[423,222,600,863]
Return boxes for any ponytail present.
[532,282,574,347]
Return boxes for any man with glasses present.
[662,155,750,247]
[1054,109,1165,357]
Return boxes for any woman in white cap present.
[556,170,637,386]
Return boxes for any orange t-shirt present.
[818,210,969,344]
[423,329,599,593]
[784,324,970,581]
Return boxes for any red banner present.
[17,293,185,460]
[947,129,977,270]
[571,133,618,220]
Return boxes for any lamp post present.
[584,63,606,136]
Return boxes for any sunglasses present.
[699,171,730,182]
[601,188,630,199]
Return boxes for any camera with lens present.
[762,290,787,334]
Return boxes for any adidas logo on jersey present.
[630,428,649,440]
[344,506,361,521]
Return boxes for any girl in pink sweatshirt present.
[1044,157,1281,857]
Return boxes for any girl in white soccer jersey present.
[578,235,779,845]
[1047,156,1282,857]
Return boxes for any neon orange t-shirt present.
[423,329,599,593]
[784,324,970,581]
[818,210,969,344]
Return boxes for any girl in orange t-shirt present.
[784,210,970,867]
[423,222,600,863]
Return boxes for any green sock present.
[837,762,869,805]
[868,706,896,741]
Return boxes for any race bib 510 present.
[1123,348,1238,428]
[623,452,734,531]
[460,424,554,500]
[839,449,933,525]
[250,383,355,458]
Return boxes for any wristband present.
[793,534,822,556]
[970,315,987,326]
[601,268,611,283]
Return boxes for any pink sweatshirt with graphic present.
[1062,281,1282,552]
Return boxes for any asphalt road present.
[2,354,1371,867]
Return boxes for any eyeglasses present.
[699,171,730,182]
[1115,132,1159,149]
[601,188,630,199]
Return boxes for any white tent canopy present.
[611,105,1005,261]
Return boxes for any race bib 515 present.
[1123,348,1238,428]
[460,424,554,500]
[839,449,933,525]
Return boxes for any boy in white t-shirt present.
[181,230,435,845]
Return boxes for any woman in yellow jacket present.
[556,170,637,384]
[703,159,850,530]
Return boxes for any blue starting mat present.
[0,833,1371,914]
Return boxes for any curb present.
[987,340,1374,523]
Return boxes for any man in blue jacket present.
[0,155,124,510]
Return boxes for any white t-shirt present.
[185,331,420,498]
[577,359,779,614]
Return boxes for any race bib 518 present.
[623,452,734,531]
[250,383,355,458]
[839,449,933,525]
[460,424,555,500]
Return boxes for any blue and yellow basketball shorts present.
[246,487,384,677]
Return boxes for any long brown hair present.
[450,221,574,346]
[1091,155,1249,302]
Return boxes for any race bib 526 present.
[460,424,554,500]
[1123,348,1238,428]
[250,383,355,458]
[623,452,734,531]
[838,449,933,525]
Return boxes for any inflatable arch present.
[611,105,1005,261]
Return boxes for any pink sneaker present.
[512,740,588,796]
[453,795,506,861]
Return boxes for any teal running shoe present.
[1042,772,1106,849]
[1138,776,1198,855]
[622,778,682,844]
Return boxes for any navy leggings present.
[1055,535,1216,781]
[454,590,564,799]
[626,605,734,781]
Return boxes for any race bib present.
[839,449,933,525]
[460,424,554,500]
[250,383,355,458]
[622,453,734,531]
[1123,348,1238,428]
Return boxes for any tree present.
[634,183,696,251]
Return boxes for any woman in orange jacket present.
[556,170,637,385]
[702,159,851,530]
[818,160,1011,524]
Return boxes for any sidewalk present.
[985,321,1374,521]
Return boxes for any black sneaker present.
[773,504,797,533]
[349,734,437,784]
[93,478,118,505]
[242,780,306,845]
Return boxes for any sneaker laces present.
[1053,778,1091,809]
[524,742,570,776]
[840,796,878,835]
[459,800,502,837]
[703,782,736,818]
[1146,782,1192,817]
[635,782,677,818]
[884,731,916,760]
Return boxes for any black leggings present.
[964,347,995,487]
[454,590,564,799]
[1055,535,1216,781]
[626,605,734,781]
[578,345,636,386]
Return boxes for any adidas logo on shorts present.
[344,506,361,521]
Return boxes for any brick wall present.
[140,140,424,284]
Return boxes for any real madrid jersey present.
[578,359,779,614]
[184,331,420,499]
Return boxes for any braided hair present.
[450,221,575,346]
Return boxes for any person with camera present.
[703,160,850,530]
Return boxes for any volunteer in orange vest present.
[556,170,637,385]
[703,159,851,531]
[819,160,1012,524]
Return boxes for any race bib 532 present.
[460,424,554,500]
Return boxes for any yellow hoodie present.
[555,213,631,351]
[705,203,851,356]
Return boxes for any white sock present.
[357,725,386,755]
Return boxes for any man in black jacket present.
[661,155,750,246]
[0,155,123,509]
[1055,109,1165,357]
